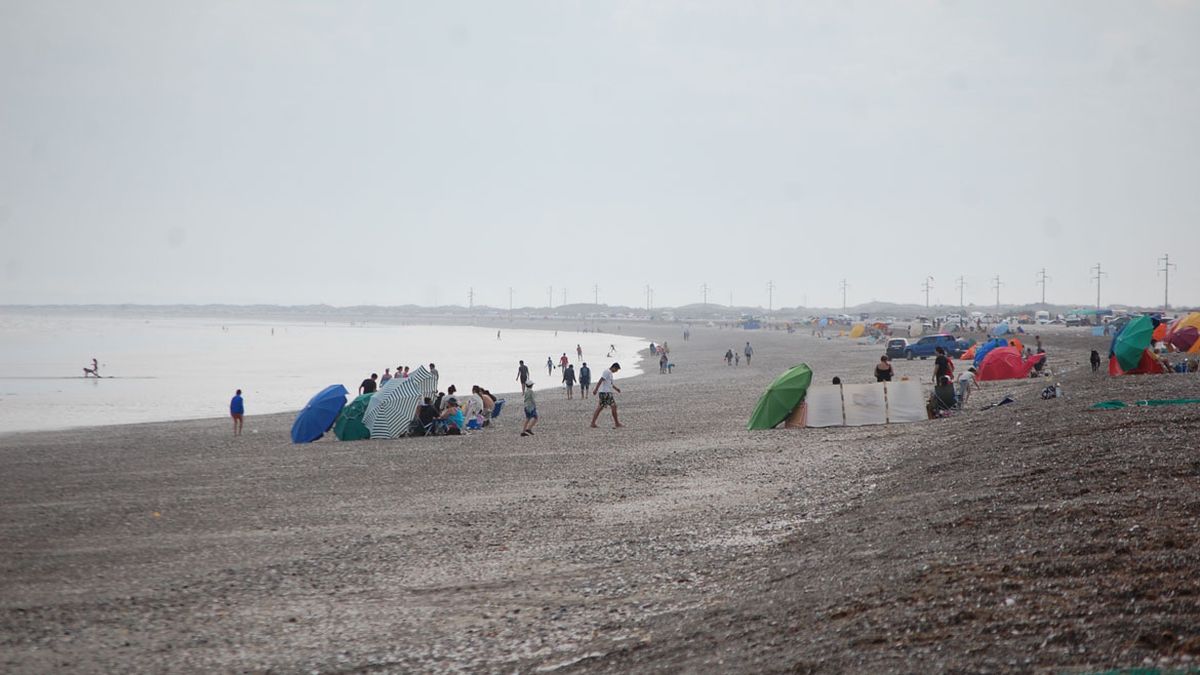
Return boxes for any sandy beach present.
[2,322,1197,673]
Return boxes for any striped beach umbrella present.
[364,366,439,439]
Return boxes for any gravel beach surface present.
[2,323,1197,673]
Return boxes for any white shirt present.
[958,370,975,385]
[597,369,615,393]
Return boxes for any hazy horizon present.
[3,1,1198,309]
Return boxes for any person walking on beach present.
[559,353,569,371]
[725,348,734,366]
[744,342,754,365]
[546,356,554,377]
[957,366,977,409]
[517,360,530,390]
[380,368,392,386]
[230,389,245,436]
[563,363,576,399]
[578,362,591,399]
[590,362,623,428]
[933,347,951,385]
[576,344,583,360]
[521,381,539,436]
[359,373,378,395]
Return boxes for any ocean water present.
[0,313,645,433]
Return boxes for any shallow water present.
[0,313,645,433]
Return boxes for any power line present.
[1158,254,1177,311]
[839,279,849,312]
[955,275,967,313]
[1091,263,1107,319]
[1036,268,1051,305]
[991,275,1003,314]
[593,284,599,306]
[701,282,709,306]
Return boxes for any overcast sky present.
[2,1,1198,310]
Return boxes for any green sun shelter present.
[334,393,374,441]
[747,363,813,430]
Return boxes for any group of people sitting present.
[412,384,501,436]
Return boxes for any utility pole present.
[1158,254,1176,311]
[468,287,474,311]
[701,283,709,306]
[593,284,599,306]
[767,280,775,312]
[645,284,652,311]
[955,275,966,314]
[1091,263,1106,321]
[991,275,1003,315]
[729,291,733,307]
[561,287,567,306]
[508,287,513,320]
[921,276,934,309]
[548,285,553,309]
[839,279,849,312]
[1035,267,1051,305]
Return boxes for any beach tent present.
[973,338,1008,368]
[977,347,1045,382]
[959,346,976,361]
[1108,350,1169,376]
[334,393,373,441]
[1153,323,1168,343]
[1009,337,1024,354]
[1165,313,1200,353]
[291,384,349,443]
[991,322,1010,336]
[849,323,866,338]
[747,364,813,430]
[1112,315,1154,371]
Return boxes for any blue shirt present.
[230,395,244,415]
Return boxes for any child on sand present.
[521,382,538,436]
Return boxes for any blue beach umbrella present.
[291,384,349,443]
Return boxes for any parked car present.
[904,334,963,360]
[885,338,909,359]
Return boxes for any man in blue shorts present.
[521,381,538,436]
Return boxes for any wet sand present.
[2,323,1198,672]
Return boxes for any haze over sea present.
[0,311,645,434]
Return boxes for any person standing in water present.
[590,362,623,428]
[230,389,245,436]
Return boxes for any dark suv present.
[904,334,963,360]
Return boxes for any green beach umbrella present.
[747,363,813,430]
[334,393,374,441]
[1113,315,1154,371]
